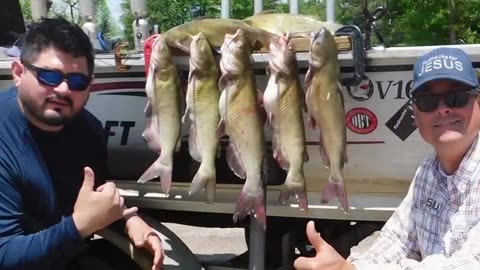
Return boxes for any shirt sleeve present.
[0,154,84,269]
[348,167,422,270]
[348,222,480,270]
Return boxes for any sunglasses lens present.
[445,91,470,108]
[67,74,90,91]
[37,69,63,87]
[414,95,439,112]
[413,90,475,112]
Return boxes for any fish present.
[243,12,344,37]
[182,32,221,203]
[163,18,279,53]
[304,27,349,212]
[217,28,267,227]
[262,32,309,211]
[138,34,182,194]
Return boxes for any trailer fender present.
[96,214,203,270]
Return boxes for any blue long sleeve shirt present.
[0,87,108,269]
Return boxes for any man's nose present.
[53,81,70,96]
[436,99,452,115]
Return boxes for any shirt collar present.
[438,134,480,192]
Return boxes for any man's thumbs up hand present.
[73,167,138,238]
[293,221,355,270]
[80,167,95,191]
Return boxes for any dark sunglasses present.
[411,88,479,113]
[22,61,91,91]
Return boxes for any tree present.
[51,0,80,23]
[118,0,480,48]
[19,0,32,23]
[96,0,121,38]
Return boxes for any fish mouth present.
[224,30,247,54]
[193,32,206,43]
[311,29,324,45]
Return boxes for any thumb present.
[306,220,324,251]
[81,167,95,191]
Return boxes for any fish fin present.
[182,111,191,126]
[216,144,222,158]
[227,143,246,179]
[321,179,349,213]
[142,113,162,153]
[304,67,313,92]
[189,163,216,203]
[218,74,229,92]
[338,84,346,110]
[188,68,199,84]
[142,124,162,153]
[319,135,330,168]
[144,99,152,116]
[175,137,182,152]
[337,86,348,165]
[215,119,226,138]
[298,81,308,113]
[279,170,308,212]
[303,149,310,162]
[233,189,266,230]
[272,142,289,170]
[267,113,274,128]
[137,158,172,194]
[188,125,202,162]
[257,89,264,108]
[343,137,348,164]
[256,89,267,125]
[274,73,281,84]
[307,116,316,129]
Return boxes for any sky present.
[106,0,123,23]
[52,0,124,25]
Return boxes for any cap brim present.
[412,73,478,94]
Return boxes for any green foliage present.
[19,0,32,23]
[97,0,121,38]
[50,0,80,23]
[110,0,480,47]
[120,0,135,47]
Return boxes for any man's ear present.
[11,60,24,88]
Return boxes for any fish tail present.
[321,173,349,213]
[189,162,216,203]
[137,157,173,195]
[233,188,266,230]
[279,169,308,212]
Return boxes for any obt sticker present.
[346,108,378,134]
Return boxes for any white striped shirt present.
[348,135,480,270]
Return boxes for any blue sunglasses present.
[22,61,91,91]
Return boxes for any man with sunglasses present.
[0,17,163,269]
[294,47,480,270]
